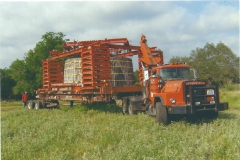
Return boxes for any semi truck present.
[28,34,228,125]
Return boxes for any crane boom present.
[139,34,157,66]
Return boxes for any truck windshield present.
[159,68,190,80]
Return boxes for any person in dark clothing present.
[22,91,28,108]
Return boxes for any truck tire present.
[128,104,137,115]
[27,101,35,110]
[122,100,128,114]
[156,102,169,125]
[35,101,42,110]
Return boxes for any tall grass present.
[220,90,240,109]
[2,89,239,159]
[2,102,240,159]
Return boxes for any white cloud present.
[0,1,239,70]
[196,2,239,32]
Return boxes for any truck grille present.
[183,82,219,113]
[184,85,206,104]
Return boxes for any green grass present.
[1,90,240,159]
[1,101,22,112]
[220,90,240,109]
[1,101,22,107]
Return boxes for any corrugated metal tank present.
[110,57,133,86]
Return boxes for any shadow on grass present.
[60,102,122,113]
[218,111,238,120]
[169,111,238,125]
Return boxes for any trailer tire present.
[35,101,42,110]
[41,100,46,108]
[27,101,35,110]
[156,102,169,125]
[128,104,137,115]
[53,100,60,109]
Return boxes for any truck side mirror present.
[190,69,197,80]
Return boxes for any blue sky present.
[0,1,239,70]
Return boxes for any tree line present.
[1,32,239,100]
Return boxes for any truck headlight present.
[207,89,214,95]
[170,98,176,104]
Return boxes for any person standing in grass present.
[22,91,28,108]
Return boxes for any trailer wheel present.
[35,101,42,110]
[156,102,169,125]
[41,100,46,108]
[56,100,60,108]
[27,101,35,110]
[128,104,137,115]
[52,100,60,109]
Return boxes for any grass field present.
[1,90,240,160]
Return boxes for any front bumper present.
[218,102,229,111]
[167,102,228,114]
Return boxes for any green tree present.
[0,68,17,100]
[168,56,191,64]
[189,42,238,86]
[169,42,239,86]
[169,42,238,86]
[9,59,27,95]
[133,70,139,85]
[9,32,66,96]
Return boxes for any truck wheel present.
[122,105,128,114]
[122,100,128,114]
[128,104,137,115]
[27,101,35,110]
[35,101,42,110]
[156,102,169,125]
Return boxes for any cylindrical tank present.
[64,58,82,84]
[110,57,134,86]
[149,75,160,93]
